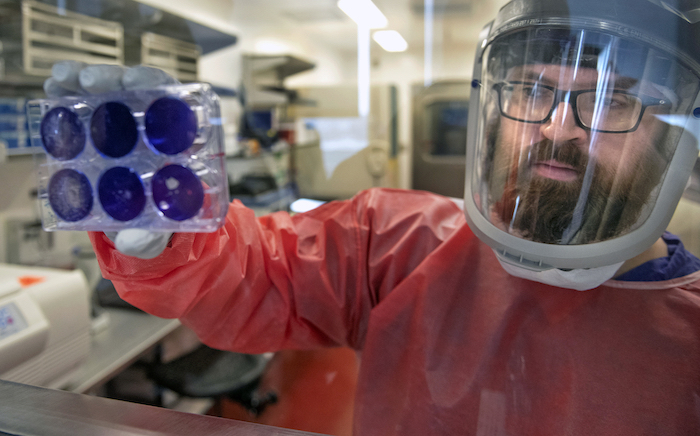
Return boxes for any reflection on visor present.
[472,28,700,246]
[488,28,678,86]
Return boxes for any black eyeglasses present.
[494,81,669,133]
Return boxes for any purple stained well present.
[91,102,138,158]
[145,97,197,155]
[98,167,146,222]
[48,169,93,222]
[152,165,204,221]
[40,107,86,160]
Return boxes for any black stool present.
[147,344,278,416]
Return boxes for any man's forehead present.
[505,63,670,98]
[507,64,613,86]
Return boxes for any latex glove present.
[104,230,172,260]
[45,61,179,259]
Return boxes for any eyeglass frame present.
[493,81,669,133]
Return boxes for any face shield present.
[464,3,700,270]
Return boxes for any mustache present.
[528,140,589,171]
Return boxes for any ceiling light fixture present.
[337,0,388,29]
[373,30,408,52]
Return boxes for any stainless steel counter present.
[0,379,326,435]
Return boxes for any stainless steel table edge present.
[0,379,328,435]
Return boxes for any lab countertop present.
[65,307,181,394]
[0,308,328,435]
[0,379,326,435]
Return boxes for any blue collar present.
[614,232,700,282]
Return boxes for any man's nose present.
[540,101,588,144]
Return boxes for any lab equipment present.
[289,84,398,200]
[411,80,470,198]
[0,98,37,156]
[27,83,229,233]
[0,263,90,389]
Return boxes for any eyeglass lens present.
[500,82,645,132]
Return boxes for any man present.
[488,63,670,244]
[49,0,700,434]
[455,1,700,294]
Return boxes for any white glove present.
[104,230,172,260]
[46,61,178,259]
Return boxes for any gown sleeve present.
[90,188,463,354]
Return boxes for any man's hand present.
[46,61,178,259]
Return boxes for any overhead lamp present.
[337,0,388,29]
[373,30,408,52]
[254,38,290,55]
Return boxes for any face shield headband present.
[464,26,700,270]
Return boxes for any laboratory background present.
[1,0,700,434]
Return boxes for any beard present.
[489,134,663,245]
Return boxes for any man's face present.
[487,63,669,244]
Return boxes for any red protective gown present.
[90,188,700,435]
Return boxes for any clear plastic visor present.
[472,28,700,246]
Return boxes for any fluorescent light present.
[373,30,408,52]
[424,0,434,86]
[291,198,326,213]
[337,0,388,29]
[254,38,290,54]
[358,26,370,117]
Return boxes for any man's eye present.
[601,93,633,108]
[522,86,539,95]
[519,85,545,98]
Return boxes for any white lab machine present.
[0,263,91,389]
